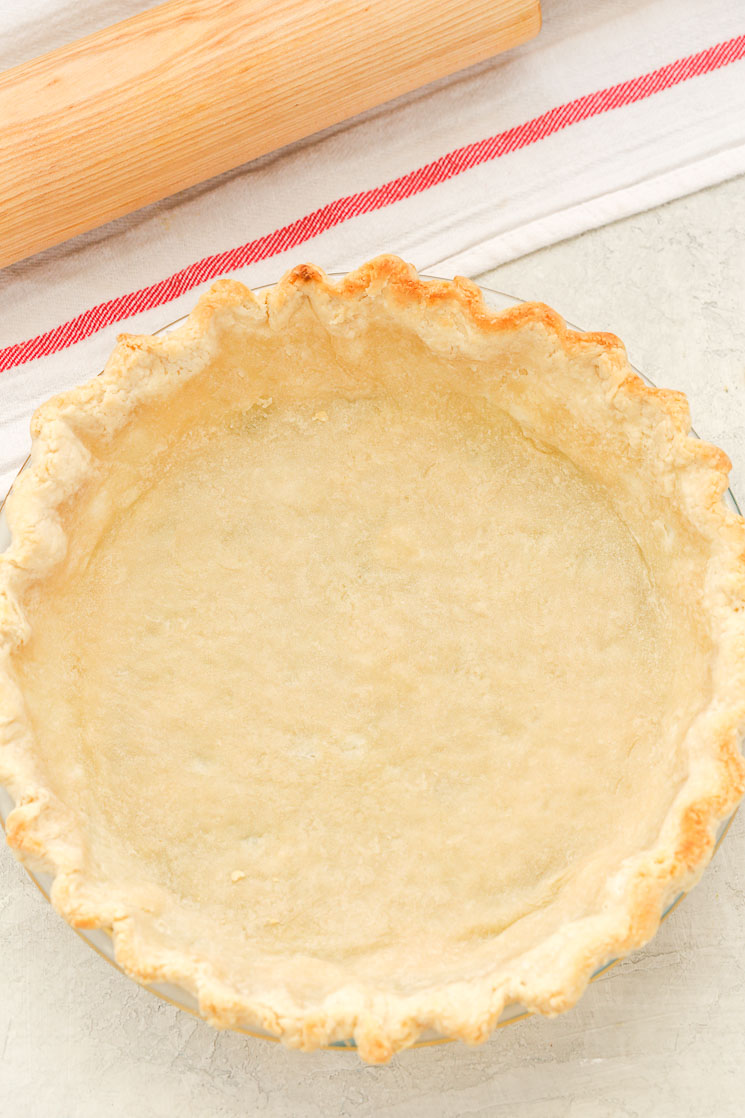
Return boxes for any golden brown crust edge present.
[1,254,744,1063]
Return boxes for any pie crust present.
[1,257,744,1063]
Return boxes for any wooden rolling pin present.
[0,0,541,268]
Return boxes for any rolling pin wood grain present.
[0,0,540,268]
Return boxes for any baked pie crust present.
[1,257,744,1062]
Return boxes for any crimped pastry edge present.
[1,255,744,1063]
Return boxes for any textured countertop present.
[2,175,744,1117]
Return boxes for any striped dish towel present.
[1,0,744,497]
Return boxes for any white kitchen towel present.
[1,0,744,497]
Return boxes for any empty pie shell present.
[1,257,744,1063]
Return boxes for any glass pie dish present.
[0,271,741,1056]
